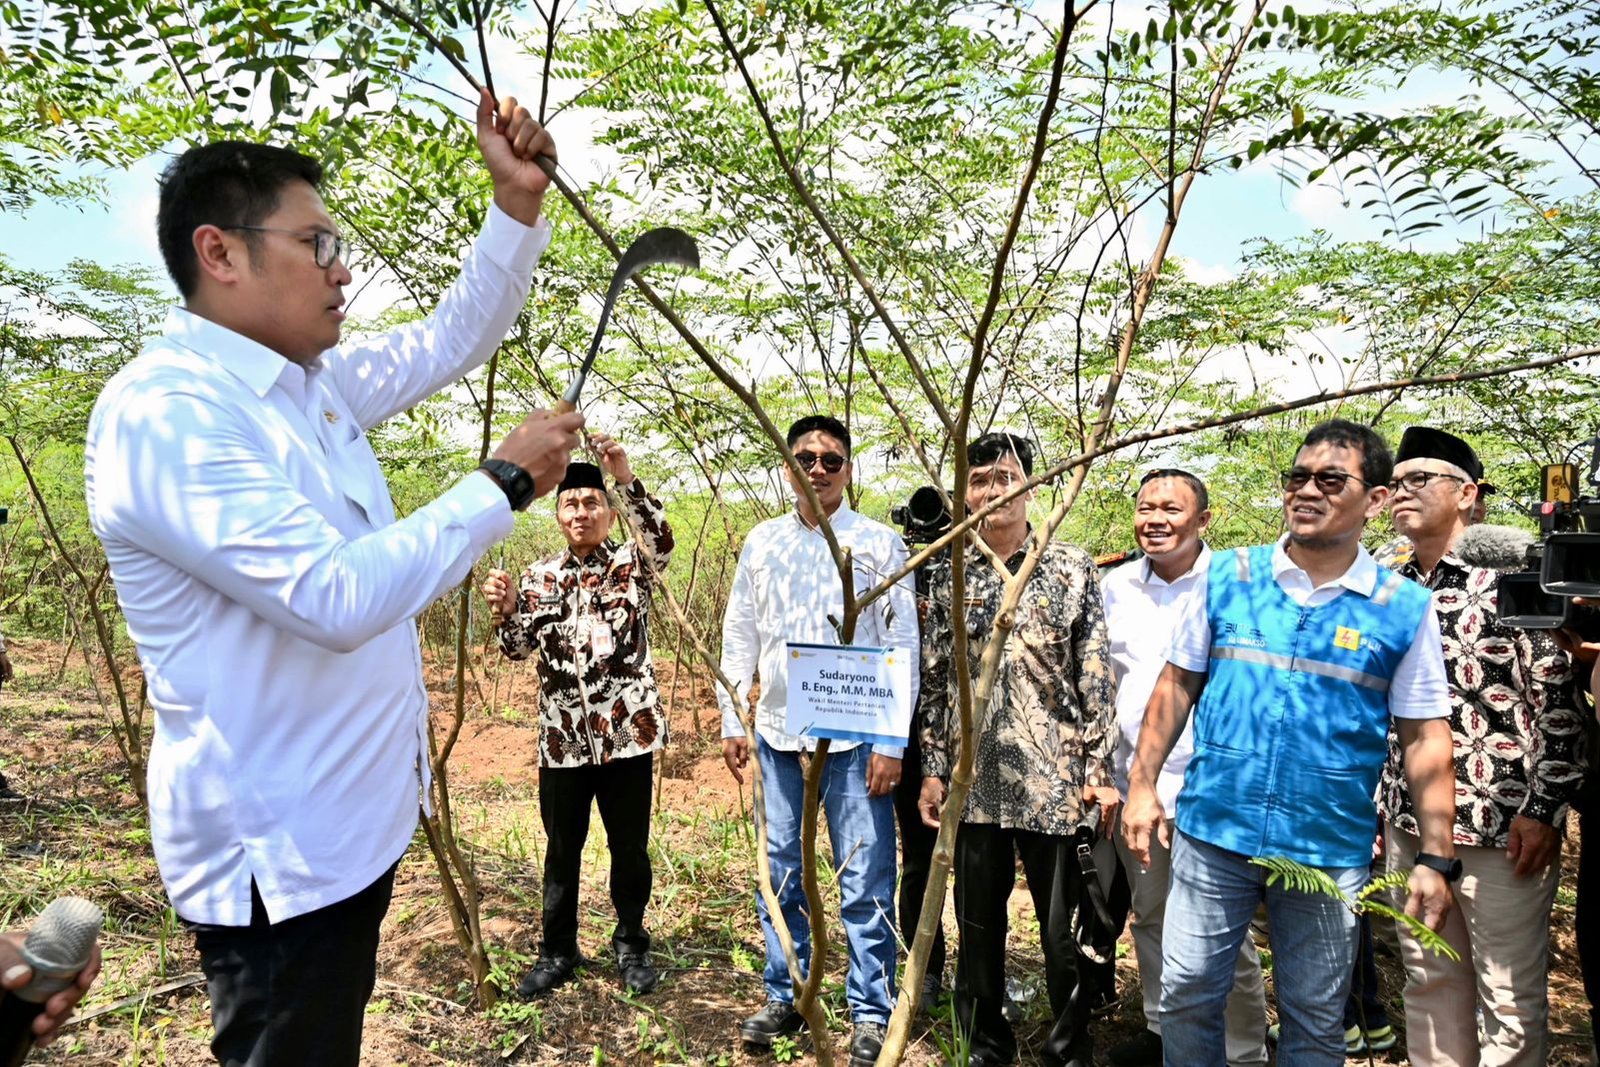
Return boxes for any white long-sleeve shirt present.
[717,506,920,757]
[84,206,548,926]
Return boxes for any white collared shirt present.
[85,206,548,926]
[1166,537,1448,719]
[1102,546,1211,810]
[717,505,920,757]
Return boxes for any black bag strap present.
[1073,829,1118,965]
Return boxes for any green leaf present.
[269,67,289,114]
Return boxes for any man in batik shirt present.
[1379,425,1584,1066]
[918,432,1119,1067]
[484,433,673,999]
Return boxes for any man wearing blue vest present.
[1122,419,1459,1067]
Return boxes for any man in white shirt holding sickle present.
[85,91,582,1065]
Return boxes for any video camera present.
[1496,439,1600,638]
[891,485,952,545]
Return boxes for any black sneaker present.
[517,954,577,997]
[739,999,805,1046]
[850,1021,886,1067]
[1106,1028,1163,1067]
[618,950,659,995]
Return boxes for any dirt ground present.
[1,635,1596,1065]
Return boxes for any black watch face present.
[1418,853,1462,882]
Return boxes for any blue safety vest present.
[1174,545,1431,868]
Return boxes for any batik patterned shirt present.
[1378,550,1586,847]
[497,479,674,768]
[919,536,1118,835]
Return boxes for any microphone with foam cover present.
[0,897,102,1066]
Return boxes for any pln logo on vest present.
[1332,626,1380,653]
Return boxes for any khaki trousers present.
[1114,816,1269,1065]
[1385,822,1559,1066]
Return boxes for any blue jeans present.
[755,739,898,1022]
[1160,831,1365,1067]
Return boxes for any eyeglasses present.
[1279,468,1369,495]
[794,451,847,474]
[1387,471,1465,495]
[221,226,350,269]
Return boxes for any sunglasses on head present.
[794,451,847,474]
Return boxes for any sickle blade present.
[562,227,701,409]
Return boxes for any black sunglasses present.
[794,451,847,474]
[1279,468,1370,494]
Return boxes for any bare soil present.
[1,634,1594,1064]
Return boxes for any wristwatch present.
[478,459,537,512]
[1413,851,1463,883]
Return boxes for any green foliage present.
[1251,855,1462,963]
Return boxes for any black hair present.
[157,141,324,298]
[968,432,1034,475]
[786,415,851,457]
[1138,467,1210,511]
[1300,418,1393,489]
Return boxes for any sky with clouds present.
[0,7,1570,340]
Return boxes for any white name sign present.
[784,642,913,747]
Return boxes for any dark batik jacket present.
[1379,550,1586,848]
[919,536,1118,836]
[497,478,674,768]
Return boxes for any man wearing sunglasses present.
[1376,426,1582,1066]
[718,415,920,1067]
[84,92,584,1064]
[1122,419,1458,1067]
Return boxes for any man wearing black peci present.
[483,435,674,999]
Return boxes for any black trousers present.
[188,861,398,1067]
[893,716,947,980]
[539,751,653,958]
[953,821,1091,1065]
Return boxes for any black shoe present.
[618,950,658,994]
[850,1021,886,1067]
[517,954,577,997]
[1107,1028,1163,1067]
[739,999,806,1046]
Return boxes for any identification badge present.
[590,621,615,658]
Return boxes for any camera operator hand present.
[1552,597,1600,720]
[492,410,586,498]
